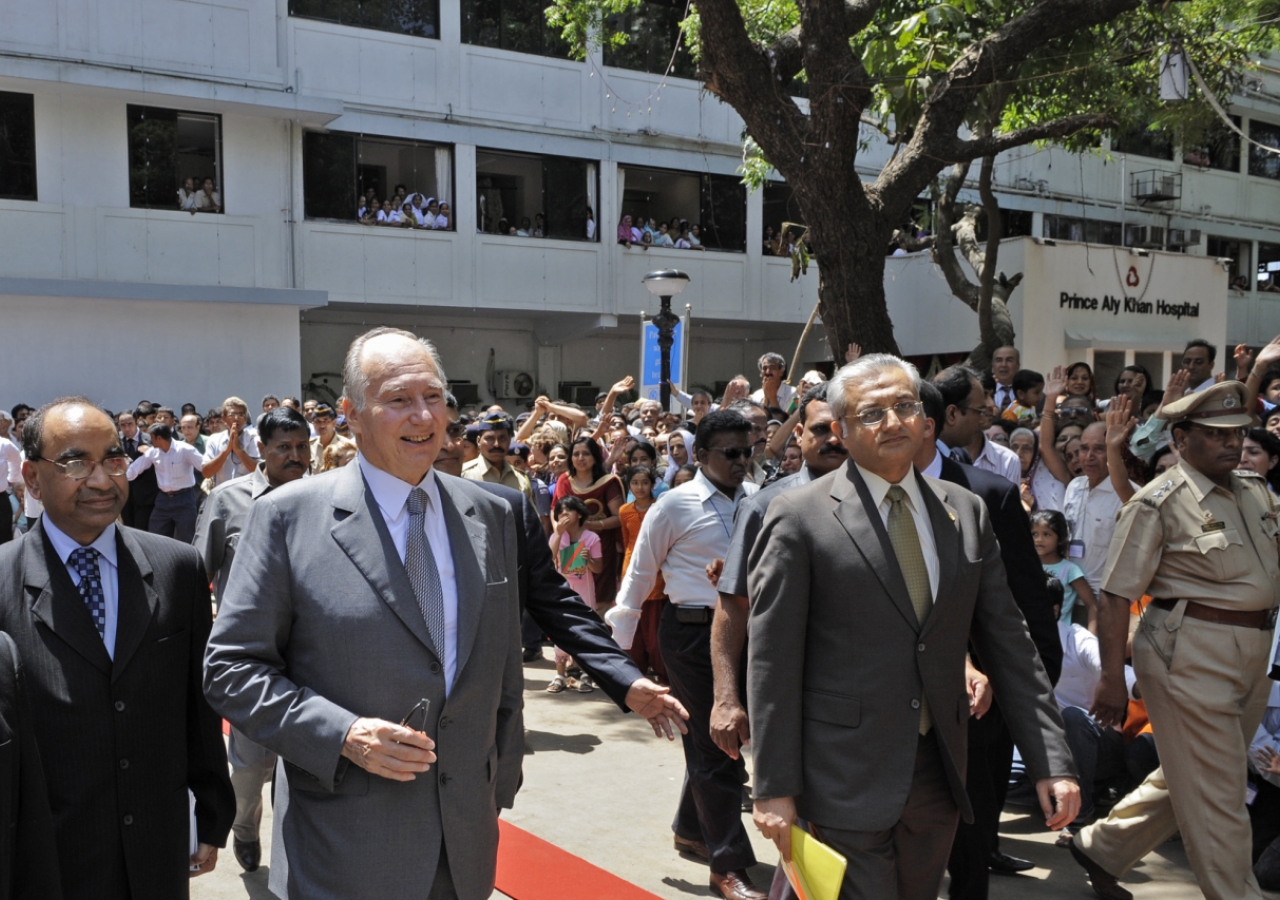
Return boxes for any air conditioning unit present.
[1126,225,1165,249]
[1166,228,1202,248]
[495,370,535,401]
[1159,175,1178,198]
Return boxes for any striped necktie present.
[405,488,448,665]
[886,485,933,734]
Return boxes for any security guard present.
[461,411,536,503]
[1071,381,1280,900]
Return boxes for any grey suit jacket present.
[203,462,523,900]
[747,462,1073,832]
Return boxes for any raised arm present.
[1245,336,1280,413]
[1038,367,1073,485]
[1104,396,1138,504]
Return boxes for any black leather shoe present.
[233,839,261,873]
[522,646,542,663]
[1068,837,1133,900]
[673,833,710,862]
[710,870,768,900]
[988,850,1034,874]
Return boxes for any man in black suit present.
[914,382,1062,899]
[117,410,157,531]
[0,631,61,900]
[434,398,689,733]
[0,397,233,900]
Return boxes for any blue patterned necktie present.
[405,488,447,658]
[70,547,107,640]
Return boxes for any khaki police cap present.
[1160,380,1255,429]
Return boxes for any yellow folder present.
[781,825,847,900]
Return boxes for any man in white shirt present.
[126,422,205,542]
[607,410,764,900]
[991,346,1020,413]
[202,397,260,487]
[933,365,1021,484]
[1062,422,1138,595]
[1181,339,1217,393]
[0,419,21,545]
[749,352,796,416]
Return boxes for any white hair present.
[828,353,922,435]
[342,326,447,411]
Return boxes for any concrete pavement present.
[194,652,1213,900]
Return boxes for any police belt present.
[1151,598,1278,630]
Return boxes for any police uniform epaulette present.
[1234,469,1266,480]
[1137,468,1185,508]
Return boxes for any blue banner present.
[640,319,682,401]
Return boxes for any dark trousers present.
[1061,706,1126,827]
[0,496,12,545]
[814,733,961,900]
[428,842,458,900]
[521,610,544,650]
[149,488,197,543]
[947,706,1013,900]
[659,602,755,874]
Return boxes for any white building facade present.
[1,0,1278,411]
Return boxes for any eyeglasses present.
[958,405,990,418]
[36,455,130,480]
[850,400,924,428]
[707,446,755,461]
[399,697,431,732]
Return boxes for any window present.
[1258,243,1280,294]
[289,0,439,39]
[619,166,746,251]
[476,149,596,240]
[973,208,1034,242]
[1208,235,1251,291]
[462,0,569,57]
[1043,215,1121,246]
[127,106,222,212]
[1248,120,1280,181]
[0,92,36,201]
[303,131,453,227]
[1184,117,1240,173]
[604,0,695,79]
[763,181,803,254]
[1112,125,1174,161]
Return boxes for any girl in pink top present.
[546,495,603,693]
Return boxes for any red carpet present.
[496,819,664,900]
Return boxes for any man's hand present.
[845,342,862,363]
[612,376,635,395]
[710,699,751,759]
[189,844,218,878]
[1045,366,1067,404]
[1105,396,1137,450]
[1235,344,1255,380]
[1089,674,1129,729]
[753,797,798,862]
[624,678,689,740]
[341,717,436,781]
[1252,335,1280,376]
[705,558,724,588]
[965,659,993,719]
[1258,745,1280,776]
[1036,777,1081,831]
[1160,369,1190,409]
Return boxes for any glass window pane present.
[1259,243,1280,293]
[303,131,451,227]
[127,106,222,212]
[1248,120,1280,180]
[1112,125,1174,161]
[476,149,594,241]
[0,91,37,201]
[290,0,439,39]
[700,174,746,252]
[303,131,357,220]
[1184,116,1239,172]
[604,0,695,78]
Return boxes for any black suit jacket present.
[121,435,158,526]
[0,521,233,900]
[938,456,1061,685]
[473,482,641,709]
[0,631,61,900]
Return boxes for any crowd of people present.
[6,326,1280,900]
[357,185,454,229]
[618,213,709,250]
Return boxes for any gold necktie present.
[886,485,933,734]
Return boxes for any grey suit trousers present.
[812,734,960,900]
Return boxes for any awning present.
[1064,329,1183,352]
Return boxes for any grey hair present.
[828,354,923,435]
[342,326,447,411]
[1010,427,1035,443]
[758,352,786,370]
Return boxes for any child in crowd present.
[619,466,668,684]
[672,464,698,487]
[1031,509,1097,630]
[1002,369,1045,425]
[547,496,603,694]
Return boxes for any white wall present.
[0,295,304,411]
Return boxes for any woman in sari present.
[553,437,624,610]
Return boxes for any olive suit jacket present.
[204,462,524,900]
[747,463,1074,831]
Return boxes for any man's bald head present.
[342,327,447,411]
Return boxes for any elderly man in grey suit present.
[748,354,1080,900]
[204,327,524,900]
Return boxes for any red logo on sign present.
[1126,266,1140,288]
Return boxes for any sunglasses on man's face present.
[707,446,755,461]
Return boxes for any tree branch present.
[951,113,1117,161]
[931,161,980,312]
[768,0,884,89]
[976,153,1000,356]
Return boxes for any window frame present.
[602,0,697,80]
[126,105,223,213]
[461,0,571,59]
[0,91,37,202]
[288,0,441,40]
[1247,119,1280,181]
[475,147,598,242]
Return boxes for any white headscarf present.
[664,428,695,484]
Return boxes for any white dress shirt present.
[1063,474,1137,592]
[43,517,119,658]
[126,440,204,492]
[750,383,797,411]
[972,436,1022,485]
[202,427,260,486]
[0,439,20,492]
[358,455,460,693]
[608,469,758,649]
[856,463,940,600]
[1054,620,1136,712]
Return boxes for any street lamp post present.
[642,269,691,411]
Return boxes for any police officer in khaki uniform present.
[1069,381,1280,900]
